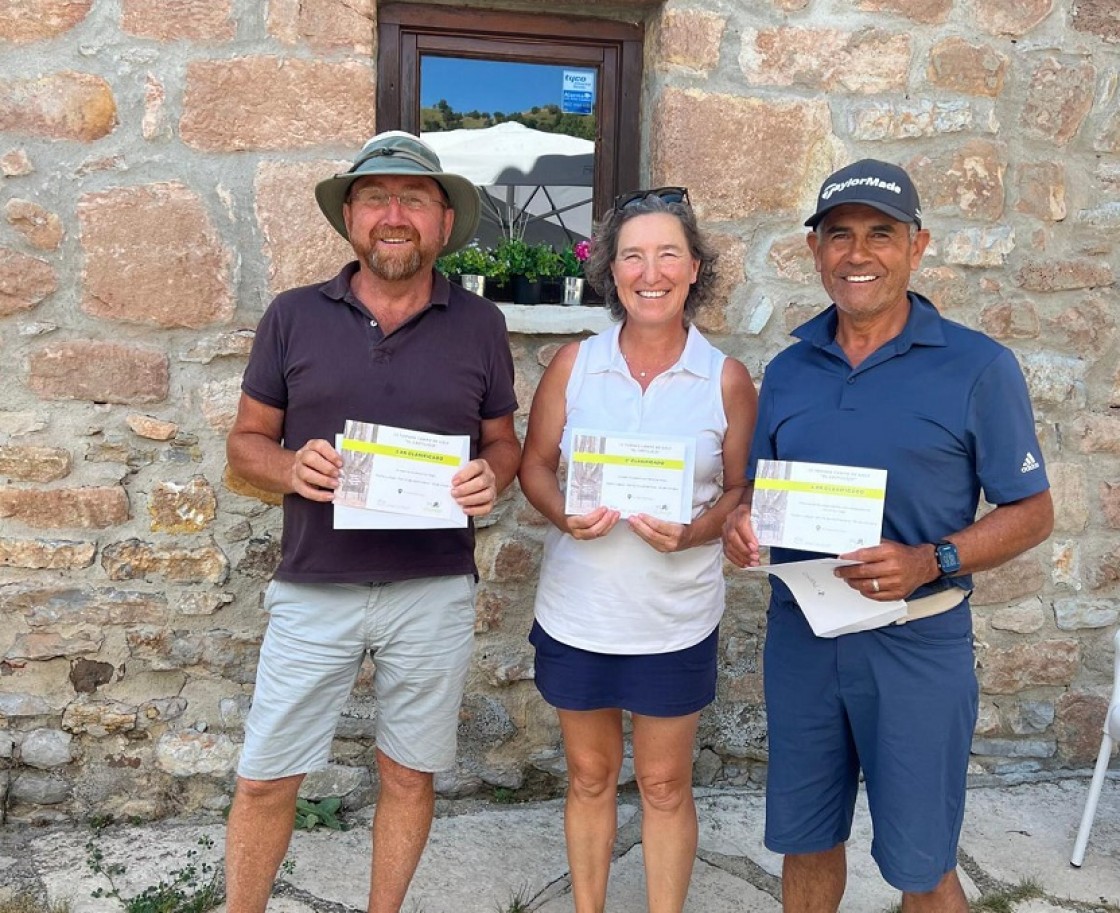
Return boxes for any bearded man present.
[225,131,521,913]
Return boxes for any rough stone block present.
[971,738,1055,758]
[122,0,235,40]
[1019,352,1086,408]
[28,341,169,404]
[0,71,116,141]
[940,225,1014,267]
[0,487,128,530]
[767,234,816,283]
[1020,57,1096,146]
[1047,463,1088,532]
[78,183,233,328]
[1054,598,1119,630]
[656,9,725,72]
[1,149,34,175]
[1071,0,1120,42]
[910,140,1005,221]
[1015,162,1066,221]
[180,329,255,364]
[475,534,540,584]
[101,539,229,584]
[61,700,137,736]
[197,376,241,432]
[6,628,103,660]
[0,538,96,569]
[0,0,92,42]
[1073,414,1120,454]
[148,476,217,533]
[849,99,988,141]
[9,770,70,804]
[8,584,167,627]
[255,161,354,296]
[979,300,1040,340]
[125,627,258,682]
[1056,692,1111,765]
[972,550,1047,605]
[988,603,1045,633]
[0,444,71,482]
[652,89,832,223]
[1102,482,1120,529]
[1049,297,1115,357]
[5,199,63,250]
[928,37,1007,96]
[857,0,949,23]
[154,730,238,776]
[21,728,74,769]
[973,0,1055,36]
[267,0,375,51]
[979,640,1079,694]
[739,27,910,93]
[0,246,56,316]
[126,414,178,441]
[1017,257,1113,292]
[181,57,374,151]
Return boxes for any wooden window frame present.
[376,3,644,225]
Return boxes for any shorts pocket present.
[891,603,973,646]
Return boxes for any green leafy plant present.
[294,796,347,831]
[438,245,497,279]
[86,829,222,913]
[533,243,563,280]
[493,237,538,280]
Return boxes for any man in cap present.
[225,131,521,913]
[723,159,1053,911]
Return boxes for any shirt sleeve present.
[967,347,1050,505]
[478,310,519,420]
[241,299,288,410]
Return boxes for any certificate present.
[565,428,695,523]
[743,558,907,638]
[332,421,469,530]
[752,459,886,554]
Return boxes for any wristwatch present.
[934,540,961,577]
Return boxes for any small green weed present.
[86,828,222,913]
[499,884,535,913]
[492,787,516,805]
[969,877,1042,912]
[294,796,347,831]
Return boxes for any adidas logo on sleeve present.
[1020,452,1040,473]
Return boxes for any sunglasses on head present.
[612,186,690,211]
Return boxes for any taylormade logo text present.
[821,176,902,200]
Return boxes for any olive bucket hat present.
[315,131,481,255]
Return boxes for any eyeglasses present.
[612,186,690,211]
[349,187,447,212]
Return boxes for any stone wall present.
[1,0,1117,823]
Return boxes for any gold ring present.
[871,578,880,593]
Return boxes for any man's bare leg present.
[226,774,304,913]
[901,869,968,913]
[782,844,846,913]
[368,749,436,913]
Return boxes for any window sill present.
[499,304,614,335]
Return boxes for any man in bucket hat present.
[724,159,1053,911]
[225,131,520,913]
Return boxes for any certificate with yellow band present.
[752,459,886,554]
[565,428,695,524]
[333,420,469,528]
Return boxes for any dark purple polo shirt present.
[241,262,518,583]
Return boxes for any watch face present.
[936,542,961,575]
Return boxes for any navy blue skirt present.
[529,620,718,717]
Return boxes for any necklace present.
[622,347,683,379]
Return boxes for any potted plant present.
[557,240,591,305]
[493,237,542,303]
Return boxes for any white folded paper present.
[752,459,887,554]
[744,558,907,638]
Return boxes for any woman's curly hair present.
[582,193,718,324]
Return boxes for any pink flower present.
[574,240,592,262]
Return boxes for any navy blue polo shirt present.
[242,262,518,584]
[749,292,1049,598]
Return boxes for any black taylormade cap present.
[805,159,922,229]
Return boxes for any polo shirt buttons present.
[369,319,377,327]
[847,377,855,384]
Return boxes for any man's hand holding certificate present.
[743,459,906,637]
[565,429,695,523]
[333,420,470,529]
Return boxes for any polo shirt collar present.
[792,291,947,355]
[590,322,713,378]
[319,261,451,309]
